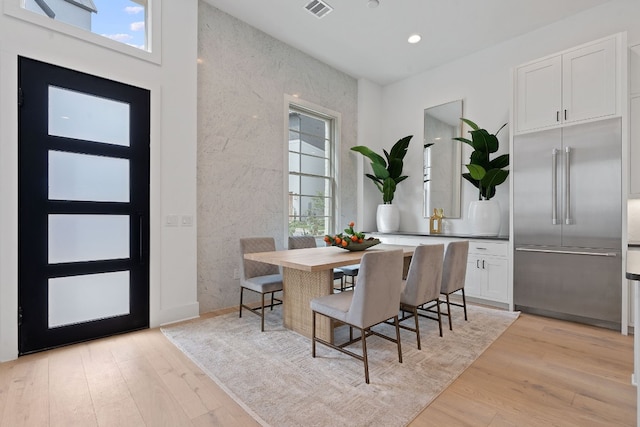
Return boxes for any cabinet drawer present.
[469,241,507,257]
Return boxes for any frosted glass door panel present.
[49,215,129,263]
[48,86,130,147]
[49,151,130,202]
[48,271,130,328]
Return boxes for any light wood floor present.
[0,309,635,426]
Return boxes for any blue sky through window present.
[92,0,146,50]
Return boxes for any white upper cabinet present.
[515,35,619,134]
[516,56,562,132]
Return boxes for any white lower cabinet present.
[465,250,509,303]
[371,234,510,305]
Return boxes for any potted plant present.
[453,118,508,236]
[351,135,413,232]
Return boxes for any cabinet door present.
[630,96,640,196]
[464,256,482,298]
[515,56,562,133]
[562,38,616,124]
[482,257,509,303]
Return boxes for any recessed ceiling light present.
[367,0,379,8]
[408,34,422,44]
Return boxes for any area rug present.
[162,304,519,427]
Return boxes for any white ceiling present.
[202,0,613,86]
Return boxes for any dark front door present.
[18,57,150,354]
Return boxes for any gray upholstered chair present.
[337,264,359,291]
[439,240,470,330]
[288,236,345,290]
[397,244,445,347]
[311,249,404,384]
[239,237,283,332]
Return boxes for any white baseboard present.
[156,302,200,327]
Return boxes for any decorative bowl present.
[325,222,380,251]
[338,238,381,251]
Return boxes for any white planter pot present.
[376,204,400,233]
[468,200,501,236]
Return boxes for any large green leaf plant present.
[454,118,509,200]
[351,135,413,204]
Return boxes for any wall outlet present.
[233,268,240,279]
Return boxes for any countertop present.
[368,231,509,241]
[626,247,640,281]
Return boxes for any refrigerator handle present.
[552,148,558,225]
[565,146,572,225]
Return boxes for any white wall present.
[196,4,358,313]
[362,0,640,235]
[356,78,384,232]
[0,0,199,361]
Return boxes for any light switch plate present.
[166,215,179,227]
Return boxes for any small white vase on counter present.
[376,204,400,233]
[468,199,501,236]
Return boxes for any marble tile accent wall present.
[197,2,358,313]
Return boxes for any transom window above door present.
[6,0,159,62]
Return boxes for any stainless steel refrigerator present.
[513,118,622,329]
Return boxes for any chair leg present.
[445,294,453,330]
[361,328,369,384]
[239,287,244,318]
[412,307,421,350]
[270,292,275,311]
[461,288,468,321]
[394,315,403,363]
[312,311,317,358]
[260,293,265,332]
[436,298,443,337]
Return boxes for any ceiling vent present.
[304,0,333,19]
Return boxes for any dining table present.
[244,243,416,343]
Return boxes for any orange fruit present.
[349,221,355,227]
[358,238,363,243]
[341,240,348,247]
[323,236,330,243]
[351,235,358,242]
[335,237,341,245]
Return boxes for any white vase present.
[376,204,400,233]
[468,200,501,236]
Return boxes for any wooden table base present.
[282,267,334,343]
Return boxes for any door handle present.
[565,147,572,225]
[552,148,558,225]
[476,260,480,269]
[516,247,617,257]
[482,260,486,269]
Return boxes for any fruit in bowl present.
[324,222,381,251]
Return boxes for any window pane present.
[289,152,300,173]
[288,131,300,151]
[49,214,130,263]
[288,175,300,195]
[298,196,326,216]
[300,176,328,197]
[300,154,327,175]
[288,193,302,217]
[49,151,130,202]
[49,86,130,146]
[23,0,148,51]
[288,216,328,237]
[49,271,130,328]
[298,114,326,139]
[300,137,327,157]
